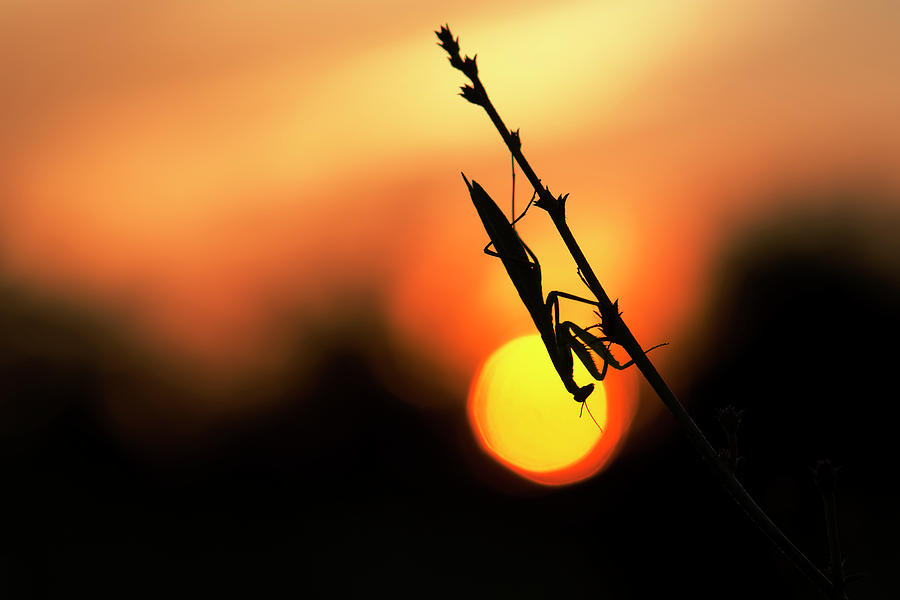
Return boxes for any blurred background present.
[1,1,899,597]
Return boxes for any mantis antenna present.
[580,396,603,433]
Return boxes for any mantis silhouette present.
[462,173,660,409]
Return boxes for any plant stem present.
[823,492,845,599]
[437,25,846,600]
[815,460,846,599]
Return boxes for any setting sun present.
[468,334,636,485]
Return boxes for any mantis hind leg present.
[483,229,541,268]
[483,241,532,263]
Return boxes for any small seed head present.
[716,405,745,433]
[812,459,839,493]
[459,85,482,106]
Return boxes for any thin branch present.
[814,460,847,599]
[717,405,745,474]
[437,24,846,600]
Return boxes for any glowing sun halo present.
[468,334,635,486]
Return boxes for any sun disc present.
[468,334,634,486]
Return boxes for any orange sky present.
[2,1,899,404]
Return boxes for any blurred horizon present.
[2,1,899,463]
[3,0,899,375]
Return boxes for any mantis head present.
[573,383,595,403]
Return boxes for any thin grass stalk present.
[437,25,845,600]
[814,460,846,599]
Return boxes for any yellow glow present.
[472,335,605,471]
[469,334,634,485]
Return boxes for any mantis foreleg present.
[568,322,668,375]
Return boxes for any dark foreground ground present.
[2,204,898,598]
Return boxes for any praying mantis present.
[462,173,663,409]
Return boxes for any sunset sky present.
[2,0,899,432]
[4,7,900,596]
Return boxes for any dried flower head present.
[459,85,482,106]
[812,459,840,493]
[436,25,479,79]
[436,25,464,71]
[716,405,746,434]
